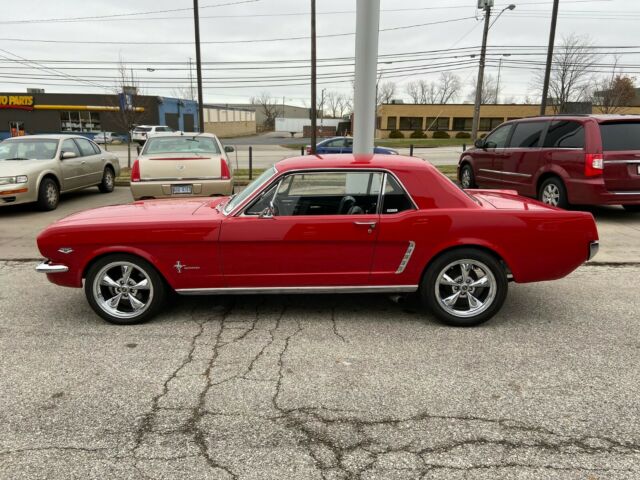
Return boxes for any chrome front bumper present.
[36,260,69,274]
[588,241,599,261]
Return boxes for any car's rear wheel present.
[460,164,476,189]
[539,177,568,209]
[623,205,640,213]
[421,248,508,327]
[85,254,166,325]
[98,166,115,193]
[37,178,59,211]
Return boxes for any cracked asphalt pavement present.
[1,261,639,479]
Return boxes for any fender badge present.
[174,261,200,274]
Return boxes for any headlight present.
[0,175,28,185]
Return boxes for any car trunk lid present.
[467,189,557,211]
[140,153,221,180]
[599,121,640,192]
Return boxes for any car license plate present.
[172,184,192,195]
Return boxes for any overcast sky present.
[0,0,637,106]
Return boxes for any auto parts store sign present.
[0,95,34,110]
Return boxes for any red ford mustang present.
[36,155,599,327]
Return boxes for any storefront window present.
[60,111,101,132]
[453,118,473,131]
[426,117,449,131]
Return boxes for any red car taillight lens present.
[131,159,141,182]
[220,158,231,180]
[584,153,604,177]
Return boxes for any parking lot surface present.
[1,262,639,479]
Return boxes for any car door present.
[58,139,84,191]
[317,138,344,155]
[494,120,546,195]
[474,123,513,187]
[74,137,104,184]
[219,170,383,288]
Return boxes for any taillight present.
[220,158,231,180]
[131,159,141,182]
[584,153,604,177]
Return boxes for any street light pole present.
[193,0,204,133]
[540,0,560,115]
[471,4,491,141]
[310,0,317,154]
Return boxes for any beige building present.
[376,103,640,139]
[203,105,256,138]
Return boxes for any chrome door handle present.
[353,221,376,228]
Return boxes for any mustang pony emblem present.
[174,261,200,273]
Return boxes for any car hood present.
[0,159,55,176]
[54,197,221,226]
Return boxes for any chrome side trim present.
[176,285,419,296]
[588,241,599,261]
[603,160,640,165]
[35,261,69,274]
[395,241,416,274]
[478,168,532,178]
[610,191,640,195]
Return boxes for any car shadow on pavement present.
[570,204,640,221]
[0,189,103,217]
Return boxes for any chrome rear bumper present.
[36,261,69,274]
[588,241,599,261]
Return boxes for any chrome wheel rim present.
[46,183,58,206]
[104,170,114,188]
[461,168,472,188]
[435,259,496,318]
[93,262,153,320]
[542,184,560,206]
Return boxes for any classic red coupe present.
[36,155,599,327]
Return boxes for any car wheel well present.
[536,172,563,193]
[458,159,472,180]
[82,252,169,287]
[420,245,512,283]
[41,173,60,190]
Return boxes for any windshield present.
[223,166,277,215]
[134,127,151,132]
[0,139,59,160]
[142,136,221,155]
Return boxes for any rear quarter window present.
[543,120,585,149]
[599,122,640,151]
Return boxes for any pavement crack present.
[331,306,346,343]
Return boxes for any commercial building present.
[0,92,199,140]
[203,105,256,138]
[376,103,640,139]
[214,103,311,130]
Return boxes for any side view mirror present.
[474,138,486,149]
[224,145,235,153]
[61,151,77,160]
[484,140,497,150]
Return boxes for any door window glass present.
[270,172,383,216]
[543,121,585,149]
[509,122,545,148]
[61,139,81,157]
[323,139,344,148]
[381,175,414,214]
[484,124,512,148]
[75,138,98,157]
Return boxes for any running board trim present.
[176,285,419,296]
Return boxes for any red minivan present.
[458,115,640,211]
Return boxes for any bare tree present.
[437,72,462,104]
[170,86,195,101]
[325,91,347,118]
[377,81,397,104]
[533,34,599,113]
[405,81,422,103]
[406,74,461,104]
[111,58,147,168]
[250,92,280,130]
[592,58,636,113]
[466,74,499,104]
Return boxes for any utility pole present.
[310,0,317,154]
[193,0,204,133]
[540,0,560,115]
[471,2,491,140]
[353,0,380,154]
[320,88,326,128]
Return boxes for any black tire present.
[538,177,569,209]
[460,163,477,189]
[98,166,115,193]
[623,205,640,213]
[421,248,508,327]
[84,254,167,325]
[36,177,59,211]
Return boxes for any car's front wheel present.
[421,248,508,327]
[98,166,115,193]
[85,254,166,325]
[37,178,59,211]
[460,164,476,189]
